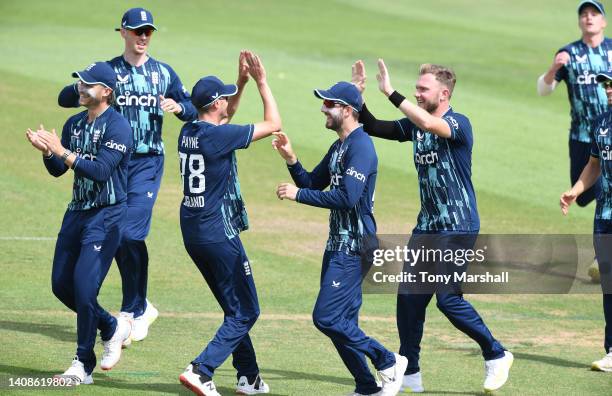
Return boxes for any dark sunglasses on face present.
[129,27,154,37]
[602,81,612,89]
[323,99,345,108]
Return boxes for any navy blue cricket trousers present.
[184,236,260,379]
[115,155,164,317]
[313,250,396,396]
[397,231,505,375]
[593,219,612,353]
[51,204,125,374]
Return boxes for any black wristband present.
[388,91,406,108]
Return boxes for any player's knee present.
[436,294,460,313]
[312,309,336,334]
[51,278,68,302]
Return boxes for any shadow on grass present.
[0,320,74,342]
[438,346,585,369]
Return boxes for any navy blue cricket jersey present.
[591,110,612,220]
[178,120,254,244]
[59,56,197,155]
[44,107,132,211]
[288,127,377,254]
[555,38,612,143]
[395,108,479,232]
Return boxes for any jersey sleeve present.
[591,117,602,158]
[395,118,415,142]
[165,65,198,122]
[57,83,80,108]
[296,138,374,210]
[443,113,472,145]
[210,124,254,156]
[72,116,132,182]
[287,146,332,190]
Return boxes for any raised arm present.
[376,59,451,138]
[272,132,330,190]
[538,50,569,96]
[248,52,282,142]
[225,50,250,124]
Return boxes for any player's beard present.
[79,87,103,108]
[324,110,343,132]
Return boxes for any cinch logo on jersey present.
[345,167,366,182]
[415,150,439,165]
[105,140,128,153]
[577,70,599,85]
[116,91,158,107]
[602,145,612,161]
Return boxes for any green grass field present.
[1,0,611,394]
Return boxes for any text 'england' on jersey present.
[178,120,254,244]
[591,110,612,220]
[110,56,193,155]
[63,108,132,211]
[395,108,479,232]
[555,38,612,143]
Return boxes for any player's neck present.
[87,103,111,123]
[123,50,149,67]
[431,103,451,118]
[337,120,359,141]
[199,112,222,125]
[582,32,605,48]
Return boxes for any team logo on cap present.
[141,11,147,21]
[85,63,96,71]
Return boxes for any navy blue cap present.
[71,62,116,90]
[314,81,363,112]
[596,71,612,82]
[191,76,238,109]
[578,0,605,15]
[115,8,157,31]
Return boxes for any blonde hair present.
[419,64,456,97]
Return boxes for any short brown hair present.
[419,64,456,97]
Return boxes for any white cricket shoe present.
[100,316,131,370]
[378,353,408,396]
[120,311,134,348]
[484,351,514,392]
[131,300,159,342]
[236,374,270,394]
[591,351,612,372]
[55,357,93,385]
[401,371,424,393]
[179,364,220,396]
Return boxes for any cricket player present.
[177,52,279,396]
[57,8,197,342]
[274,81,408,396]
[351,60,513,393]
[560,71,612,373]
[538,1,611,281]
[26,62,132,384]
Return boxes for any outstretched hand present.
[559,190,577,215]
[376,58,394,96]
[272,132,297,164]
[26,124,50,154]
[238,50,250,85]
[351,60,366,93]
[245,51,266,85]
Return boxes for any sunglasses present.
[602,81,612,89]
[129,27,154,37]
[323,99,346,108]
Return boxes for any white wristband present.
[537,74,557,96]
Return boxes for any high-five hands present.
[376,58,394,96]
[271,132,297,165]
[351,60,366,93]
